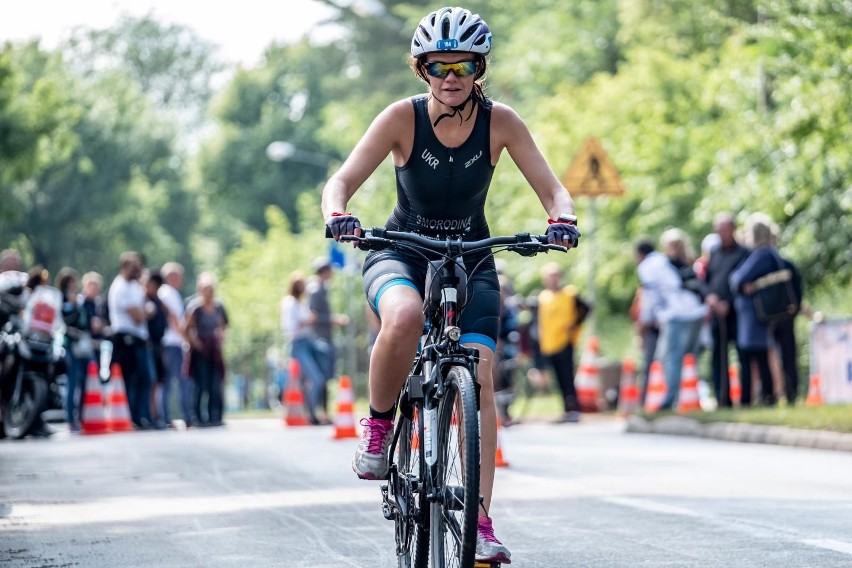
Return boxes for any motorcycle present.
[0,272,68,439]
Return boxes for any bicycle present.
[340,228,566,568]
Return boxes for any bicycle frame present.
[340,228,565,567]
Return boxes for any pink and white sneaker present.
[475,515,511,564]
[352,417,394,480]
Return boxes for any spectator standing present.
[77,272,107,428]
[184,272,228,427]
[143,269,169,428]
[768,225,803,405]
[637,230,707,410]
[495,273,521,426]
[694,233,721,357]
[57,267,90,433]
[633,240,661,402]
[307,257,349,421]
[772,256,803,404]
[536,262,588,422]
[158,262,192,427]
[107,252,154,429]
[280,271,327,425]
[704,212,750,406]
[729,213,779,406]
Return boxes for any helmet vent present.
[418,25,432,42]
[459,24,478,43]
[441,17,450,39]
[473,35,486,46]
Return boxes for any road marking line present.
[605,497,852,558]
[603,497,701,517]
[802,539,852,556]
[1,486,377,528]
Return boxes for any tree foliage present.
[1,1,849,374]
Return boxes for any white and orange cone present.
[81,361,108,435]
[105,363,134,432]
[332,375,358,439]
[575,337,602,412]
[643,361,667,414]
[676,353,702,414]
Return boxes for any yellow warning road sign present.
[561,137,624,197]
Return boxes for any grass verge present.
[646,404,852,434]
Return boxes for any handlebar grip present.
[325,226,333,239]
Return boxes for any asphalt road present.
[2,417,852,568]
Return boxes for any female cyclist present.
[321,7,580,564]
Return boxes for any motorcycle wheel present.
[3,373,48,439]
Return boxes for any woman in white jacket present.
[637,229,708,409]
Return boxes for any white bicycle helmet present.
[411,7,492,56]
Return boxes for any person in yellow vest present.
[537,262,590,422]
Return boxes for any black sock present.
[369,405,395,421]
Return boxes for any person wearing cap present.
[306,257,349,424]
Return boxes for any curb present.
[625,415,852,453]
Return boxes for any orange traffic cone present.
[575,337,602,412]
[806,374,824,407]
[105,363,134,432]
[81,361,108,435]
[495,417,510,468]
[283,358,309,427]
[643,360,667,414]
[677,354,702,414]
[332,375,358,439]
[617,358,639,417]
[728,364,742,407]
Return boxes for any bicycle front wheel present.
[430,365,480,568]
[396,409,429,568]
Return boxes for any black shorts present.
[362,249,500,351]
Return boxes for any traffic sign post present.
[561,137,625,336]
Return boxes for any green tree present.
[0,41,196,273]
[197,39,350,240]
[63,13,224,138]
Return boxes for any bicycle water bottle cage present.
[424,258,468,315]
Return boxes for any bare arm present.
[321,100,411,221]
[492,103,575,220]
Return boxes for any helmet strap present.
[429,89,476,127]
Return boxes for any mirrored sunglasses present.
[423,60,478,79]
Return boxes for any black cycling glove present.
[326,212,362,240]
[545,215,581,247]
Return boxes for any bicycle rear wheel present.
[429,365,480,568]
[396,410,429,568]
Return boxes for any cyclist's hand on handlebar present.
[325,212,362,241]
[545,215,581,248]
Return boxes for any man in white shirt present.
[107,251,152,429]
[158,262,191,428]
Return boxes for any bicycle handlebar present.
[335,227,567,255]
